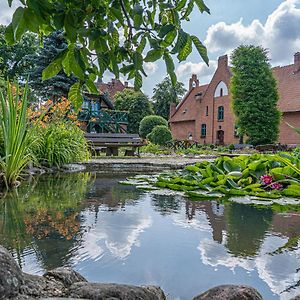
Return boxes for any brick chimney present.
[218,55,228,68]
[189,74,199,90]
[294,52,300,73]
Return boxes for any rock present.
[62,163,86,172]
[69,282,166,300]
[0,245,24,299]
[44,267,87,287]
[20,273,65,298]
[193,285,263,300]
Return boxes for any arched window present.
[214,81,228,97]
[201,124,207,137]
[218,106,224,121]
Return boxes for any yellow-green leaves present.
[68,82,83,110]
[42,55,64,81]
[6,0,210,101]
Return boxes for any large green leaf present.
[191,35,209,65]
[144,49,164,62]
[177,35,192,61]
[42,55,64,81]
[12,6,26,41]
[195,0,210,13]
[68,82,83,110]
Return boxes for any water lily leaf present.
[185,165,201,172]
[186,191,224,200]
[201,177,214,184]
[228,171,243,178]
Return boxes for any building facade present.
[169,53,300,145]
[96,78,130,100]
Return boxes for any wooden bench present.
[85,133,145,156]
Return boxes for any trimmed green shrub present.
[139,115,168,138]
[31,122,90,167]
[147,125,172,146]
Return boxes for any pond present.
[0,172,299,300]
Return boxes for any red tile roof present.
[272,64,300,112]
[169,84,209,123]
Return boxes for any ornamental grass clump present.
[0,83,33,187]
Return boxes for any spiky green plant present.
[0,82,32,187]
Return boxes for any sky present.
[1,0,300,96]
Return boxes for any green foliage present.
[152,77,186,120]
[6,0,210,105]
[28,31,77,101]
[147,125,172,145]
[0,83,33,187]
[0,25,38,80]
[124,153,300,200]
[230,45,281,146]
[31,122,90,167]
[140,142,172,155]
[139,115,168,138]
[114,89,153,133]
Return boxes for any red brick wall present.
[171,54,300,146]
[279,112,300,144]
[170,121,196,141]
[193,55,239,145]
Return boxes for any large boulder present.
[193,285,263,300]
[44,267,87,288]
[0,245,24,299]
[20,273,65,298]
[68,282,166,300]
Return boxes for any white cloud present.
[204,0,300,65]
[198,235,300,299]
[176,60,218,85]
[143,62,158,76]
[0,1,20,25]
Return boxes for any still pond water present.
[0,172,300,300]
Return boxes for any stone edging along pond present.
[0,244,266,300]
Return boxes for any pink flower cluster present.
[270,182,283,190]
[260,175,273,185]
[260,174,283,190]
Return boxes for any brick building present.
[96,78,130,100]
[169,53,300,145]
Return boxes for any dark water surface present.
[0,172,299,299]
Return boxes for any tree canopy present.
[152,76,186,120]
[5,0,210,106]
[0,25,38,81]
[230,45,281,146]
[114,89,153,133]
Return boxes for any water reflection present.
[0,173,91,270]
[0,174,299,299]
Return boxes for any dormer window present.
[214,81,228,98]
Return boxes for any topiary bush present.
[139,115,168,138]
[147,125,172,146]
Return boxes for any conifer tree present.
[28,31,77,101]
[231,45,281,145]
